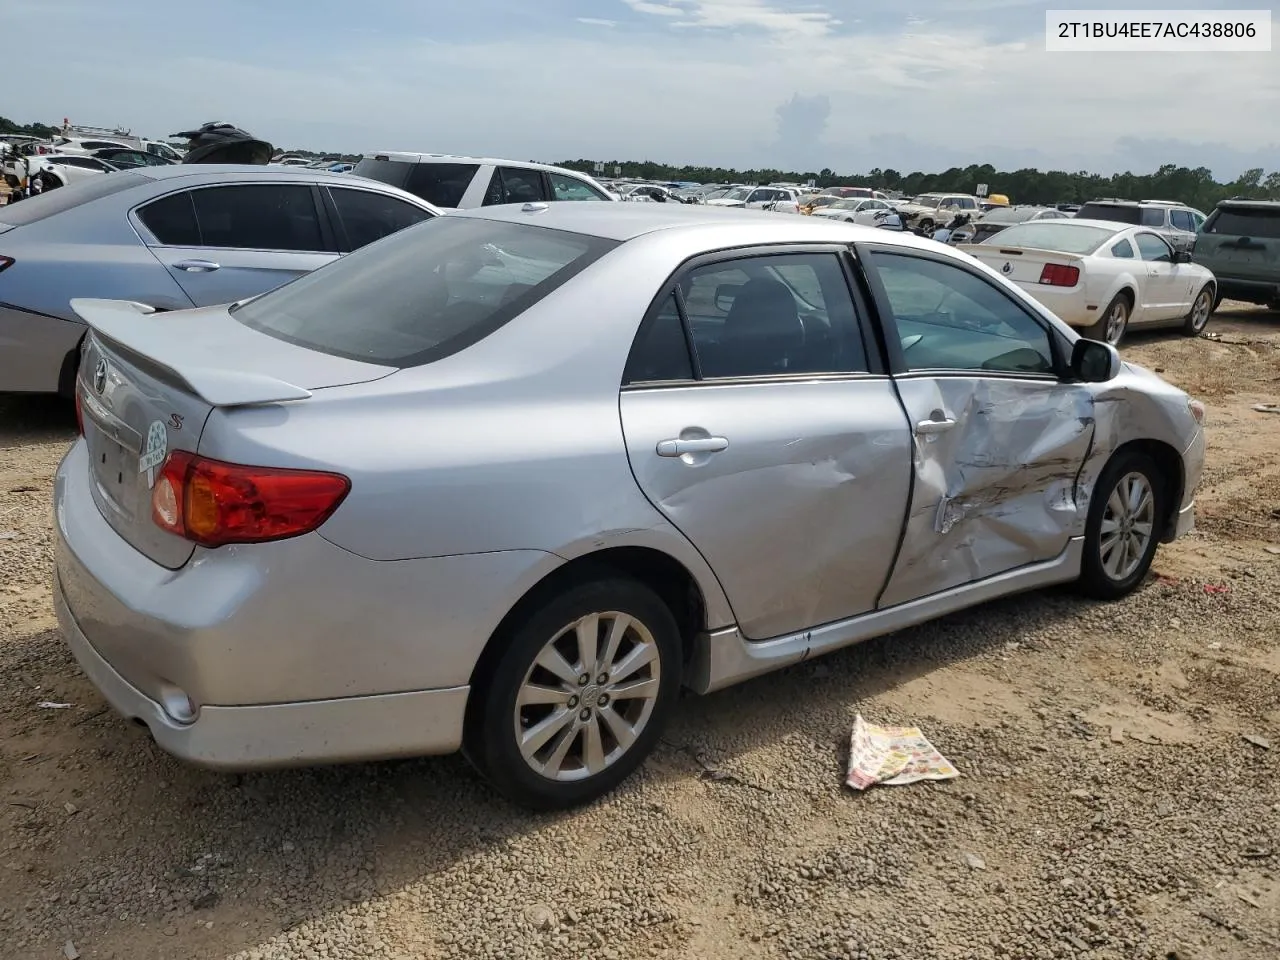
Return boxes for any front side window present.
[1134,232,1173,261]
[1169,210,1195,231]
[190,184,326,251]
[329,187,433,250]
[868,252,1055,376]
[672,252,869,379]
[483,166,547,206]
[233,217,617,367]
[547,173,605,200]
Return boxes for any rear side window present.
[1077,203,1143,225]
[231,217,618,367]
[191,184,326,251]
[1203,206,1280,239]
[0,171,146,226]
[1170,210,1195,231]
[352,158,411,189]
[328,187,433,250]
[137,191,201,245]
[1110,239,1135,258]
[401,162,480,207]
[624,293,694,384]
[1141,208,1165,227]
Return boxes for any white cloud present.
[622,1,683,16]
[576,17,617,27]
[626,0,841,38]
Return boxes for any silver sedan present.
[0,165,440,395]
[54,203,1206,809]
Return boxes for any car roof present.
[360,152,593,178]
[1217,197,1280,209]
[448,200,953,247]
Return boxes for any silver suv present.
[1075,199,1206,252]
[351,153,615,210]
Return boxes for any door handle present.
[174,259,220,272]
[656,436,729,457]
[915,418,957,435]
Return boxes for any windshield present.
[983,207,1034,224]
[983,221,1119,253]
[911,196,942,208]
[722,188,752,201]
[830,199,862,210]
[233,217,618,367]
[1203,206,1280,239]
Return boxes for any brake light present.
[151,451,350,548]
[1038,263,1080,287]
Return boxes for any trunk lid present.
[961,245,1085,288]
[71,298,395,568]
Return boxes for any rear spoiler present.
[951,243,1086,260]
[69,298,312,406]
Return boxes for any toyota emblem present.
[93,358,107,394]
[1001,262,1013,274]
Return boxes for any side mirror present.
[1172,249,1192,264]
[1070,338,1121,383]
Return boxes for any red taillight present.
[151,451,350,548]
[1038,263,1080,287]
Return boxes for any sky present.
[11,0,1280,178]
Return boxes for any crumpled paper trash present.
[846,714,961,790]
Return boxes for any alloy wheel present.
[1099,472,1155,581]
[514,611,661,782]
[1104,300,1128,344]
[1189,290,1212,332]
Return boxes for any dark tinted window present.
[1170,210,1195,231]
[678,253,868,378]
[483,166,547,206]
[869,252,1054,375]
[232,217,617,367]
[328,187,433,250]
[1141,207,1166,226]
[137,191,201,245]
[0,171,146,226]
[1203,206,1280,239]
[1111,239,1135,258]
[352,158,410,189]
[190,184,326,251]
[1077,203,1143,225]
[624,293,694,384]
[394,162,480,207]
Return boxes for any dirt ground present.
[1,306,1278,960]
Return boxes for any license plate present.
[89,432,137,519]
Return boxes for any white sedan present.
[811,197,896,224]
[957,219,1217,345]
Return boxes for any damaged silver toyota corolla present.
[53,203,1205,809]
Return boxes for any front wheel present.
[1183,286,1214,336]
[1076,451,1167,601]
[917,218,935,233]
[466,577,682,810]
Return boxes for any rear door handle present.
[915,418,957,435]
[174,259,220,272]
[656,436,729,457]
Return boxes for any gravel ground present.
[1,306,1278,960]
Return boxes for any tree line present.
[5,116,1275,210]
[557,159,1280,210]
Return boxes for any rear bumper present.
[0,304,84,394]
[56,577,469,770]
[1168,426,1205,542]
[1014,286,1094,328]
[1213,277,1280,306]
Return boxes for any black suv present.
[1191,198,1280,310]
[1075,199,1206,252]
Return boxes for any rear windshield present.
[982,222,1118,254]
[232,216,618,367]
[0,171,146,226]
[1203,206,1280,239]
[1077,203,1143,225]
[352,159,479,207]
[982,207,1034,224]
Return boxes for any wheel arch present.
[1103,438,1185,543]
[466,544,723,696]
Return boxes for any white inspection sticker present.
[138,420,169,488]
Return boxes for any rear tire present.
[466,577,682,810]
[1182,286,1214,336]
[1076,450,1167,601]
[1084,292,1130,346]
[918,218,935,233]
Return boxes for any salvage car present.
[54,204,1206,809]
[1190,198,1280,310]
[959,219,1216,344]
[351,153,615,208]
[962,205,1069,244]
[0,166,440,395]
[895,193,981,233]
[810,196,896,224]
